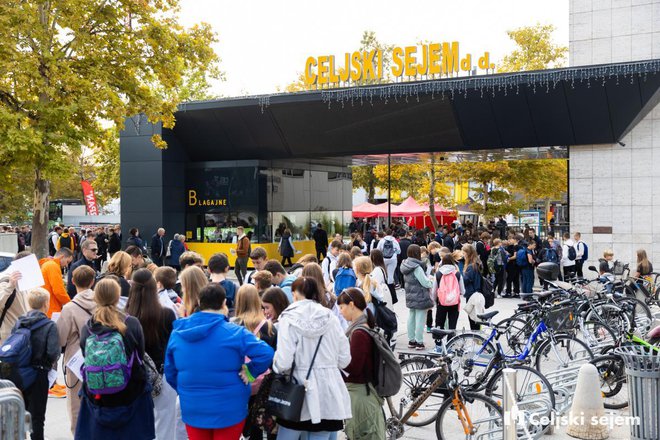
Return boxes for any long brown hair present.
[234,284,273,336]
[93,278,127,335]
[462,244,481,271]
[126,269,167,348]
[180,266,208,316]
[637,249,651,274]
[301,263,335,309]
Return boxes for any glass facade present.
[185,162,352,243]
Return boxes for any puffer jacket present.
[400,258,434,310]
[273,299,351,424]
[165,312,274,429]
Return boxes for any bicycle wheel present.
[534,335,594,376]
[485,365,555,438]
[445,333,497,386]
[393,357,446,427]
[586,304,629,335]
[498,317,536,356]
[435,390,503,439]
[577,320,618,351]
[590,354,628,409]
[617,296,653,333]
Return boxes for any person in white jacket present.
[561,232,577,281]
[376,230,401,304]
[273,276,351,439]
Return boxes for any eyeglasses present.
[89,248,98,252]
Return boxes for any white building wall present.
[569,0,660,267]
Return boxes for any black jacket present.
[398,238,412,262]
[15,310,60,369]
[312,228,328,251]
[108,233,121,254]
[67,257,96,298]
[151,234,164,258]
[80,315,146,407]
[442,235,454,251]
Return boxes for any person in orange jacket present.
[39,248,74,318]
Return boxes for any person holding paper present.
[57,265,97,435]
[0,251,32,342]
[39,248,74,318]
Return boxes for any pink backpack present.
[437,272,460,306]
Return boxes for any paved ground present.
[43,285,635,440]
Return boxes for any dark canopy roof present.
[171,60,660,161]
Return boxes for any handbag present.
[143,352,163,398]
[266,335,323,423]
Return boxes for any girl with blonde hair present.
[353,256,384,313]
[77,277,154,439]
[233,284,275,342]
[179,265,209,317]
[103,251,132,299]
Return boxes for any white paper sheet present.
[48,369,58,388]
[8,254,45,291]
[65,349,84,381]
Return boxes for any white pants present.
[384,257,397,284]
[154,379,178,440]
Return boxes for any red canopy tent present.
[390,196,425,217]
[352,202,379,218]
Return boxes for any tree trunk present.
[31,169,50,259]
[544,198,551,235]
[367,166,376,203]
[428,157,440,231]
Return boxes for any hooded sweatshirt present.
[15,309,60,369]
[164,312,273,429]
[431,264,466,304]
[57,288,97,368]
[273,299,352,424]
[39,257,70,317]
[400,258,434,310]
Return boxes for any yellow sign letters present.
[188,190,227,207]
[304,42,494,87]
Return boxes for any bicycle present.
[396,327,554,438]
[386,354,503,439]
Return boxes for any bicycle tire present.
[590,354,628,409]
[394,357,446,427]
[534,334,594,376]
[435,390,503,439]
[445,333,497,386]
[586,303,629,335]
[497,316,536,356]
[485,365,555,438]
[616,296,653,332]
[579,320,618,351]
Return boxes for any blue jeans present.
[521,267,534,293]
[276,426,337,440]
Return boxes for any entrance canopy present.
[171,60,660,161]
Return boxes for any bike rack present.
[544,365,582,416]
[0,384,32,440]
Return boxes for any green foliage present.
[0,0,220,256]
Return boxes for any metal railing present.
[0,380,32,440]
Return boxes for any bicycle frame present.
[468,320,549,369]
[387,364,450,426]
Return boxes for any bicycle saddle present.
[476,311,499,321]
[430,328,456,339]
[519,290,554,301]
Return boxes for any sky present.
[178,0,569,98]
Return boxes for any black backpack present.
[567,245,577,261]
[372,298,397,341]
[481,274,495,309]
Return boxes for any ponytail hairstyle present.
[337,287,376,329]
[93,277,127,335]
[352,256,374,303]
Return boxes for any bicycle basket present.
[545,306,576,331]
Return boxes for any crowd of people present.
[0,219,656,440]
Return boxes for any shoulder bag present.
[266,335,323,422]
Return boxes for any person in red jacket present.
[39,248,74,318]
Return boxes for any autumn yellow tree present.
[0,1,219,257]
[498,24,568,72]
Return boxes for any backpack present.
[48,233,56,256]
[353,327,402,397]
[81,325,138,395]
[436,271,461,306]
[372,297,397,339]
[487,248,503,274]
[516,249,529,267]
[542,247,559,264]
[287,263,304,275]
[58,235,73,251]
[567,245,577,261]
[578,241,589,261]
[333,267,357,296]
[382,239,395,259]
[481,274,495,309]
[0,318,51,391]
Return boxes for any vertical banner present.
[80,180,99,215]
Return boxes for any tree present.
[0,1,219,257]
[498,24,568,73]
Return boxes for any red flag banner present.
[81,180,99,215]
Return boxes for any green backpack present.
[82,326,137,395]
